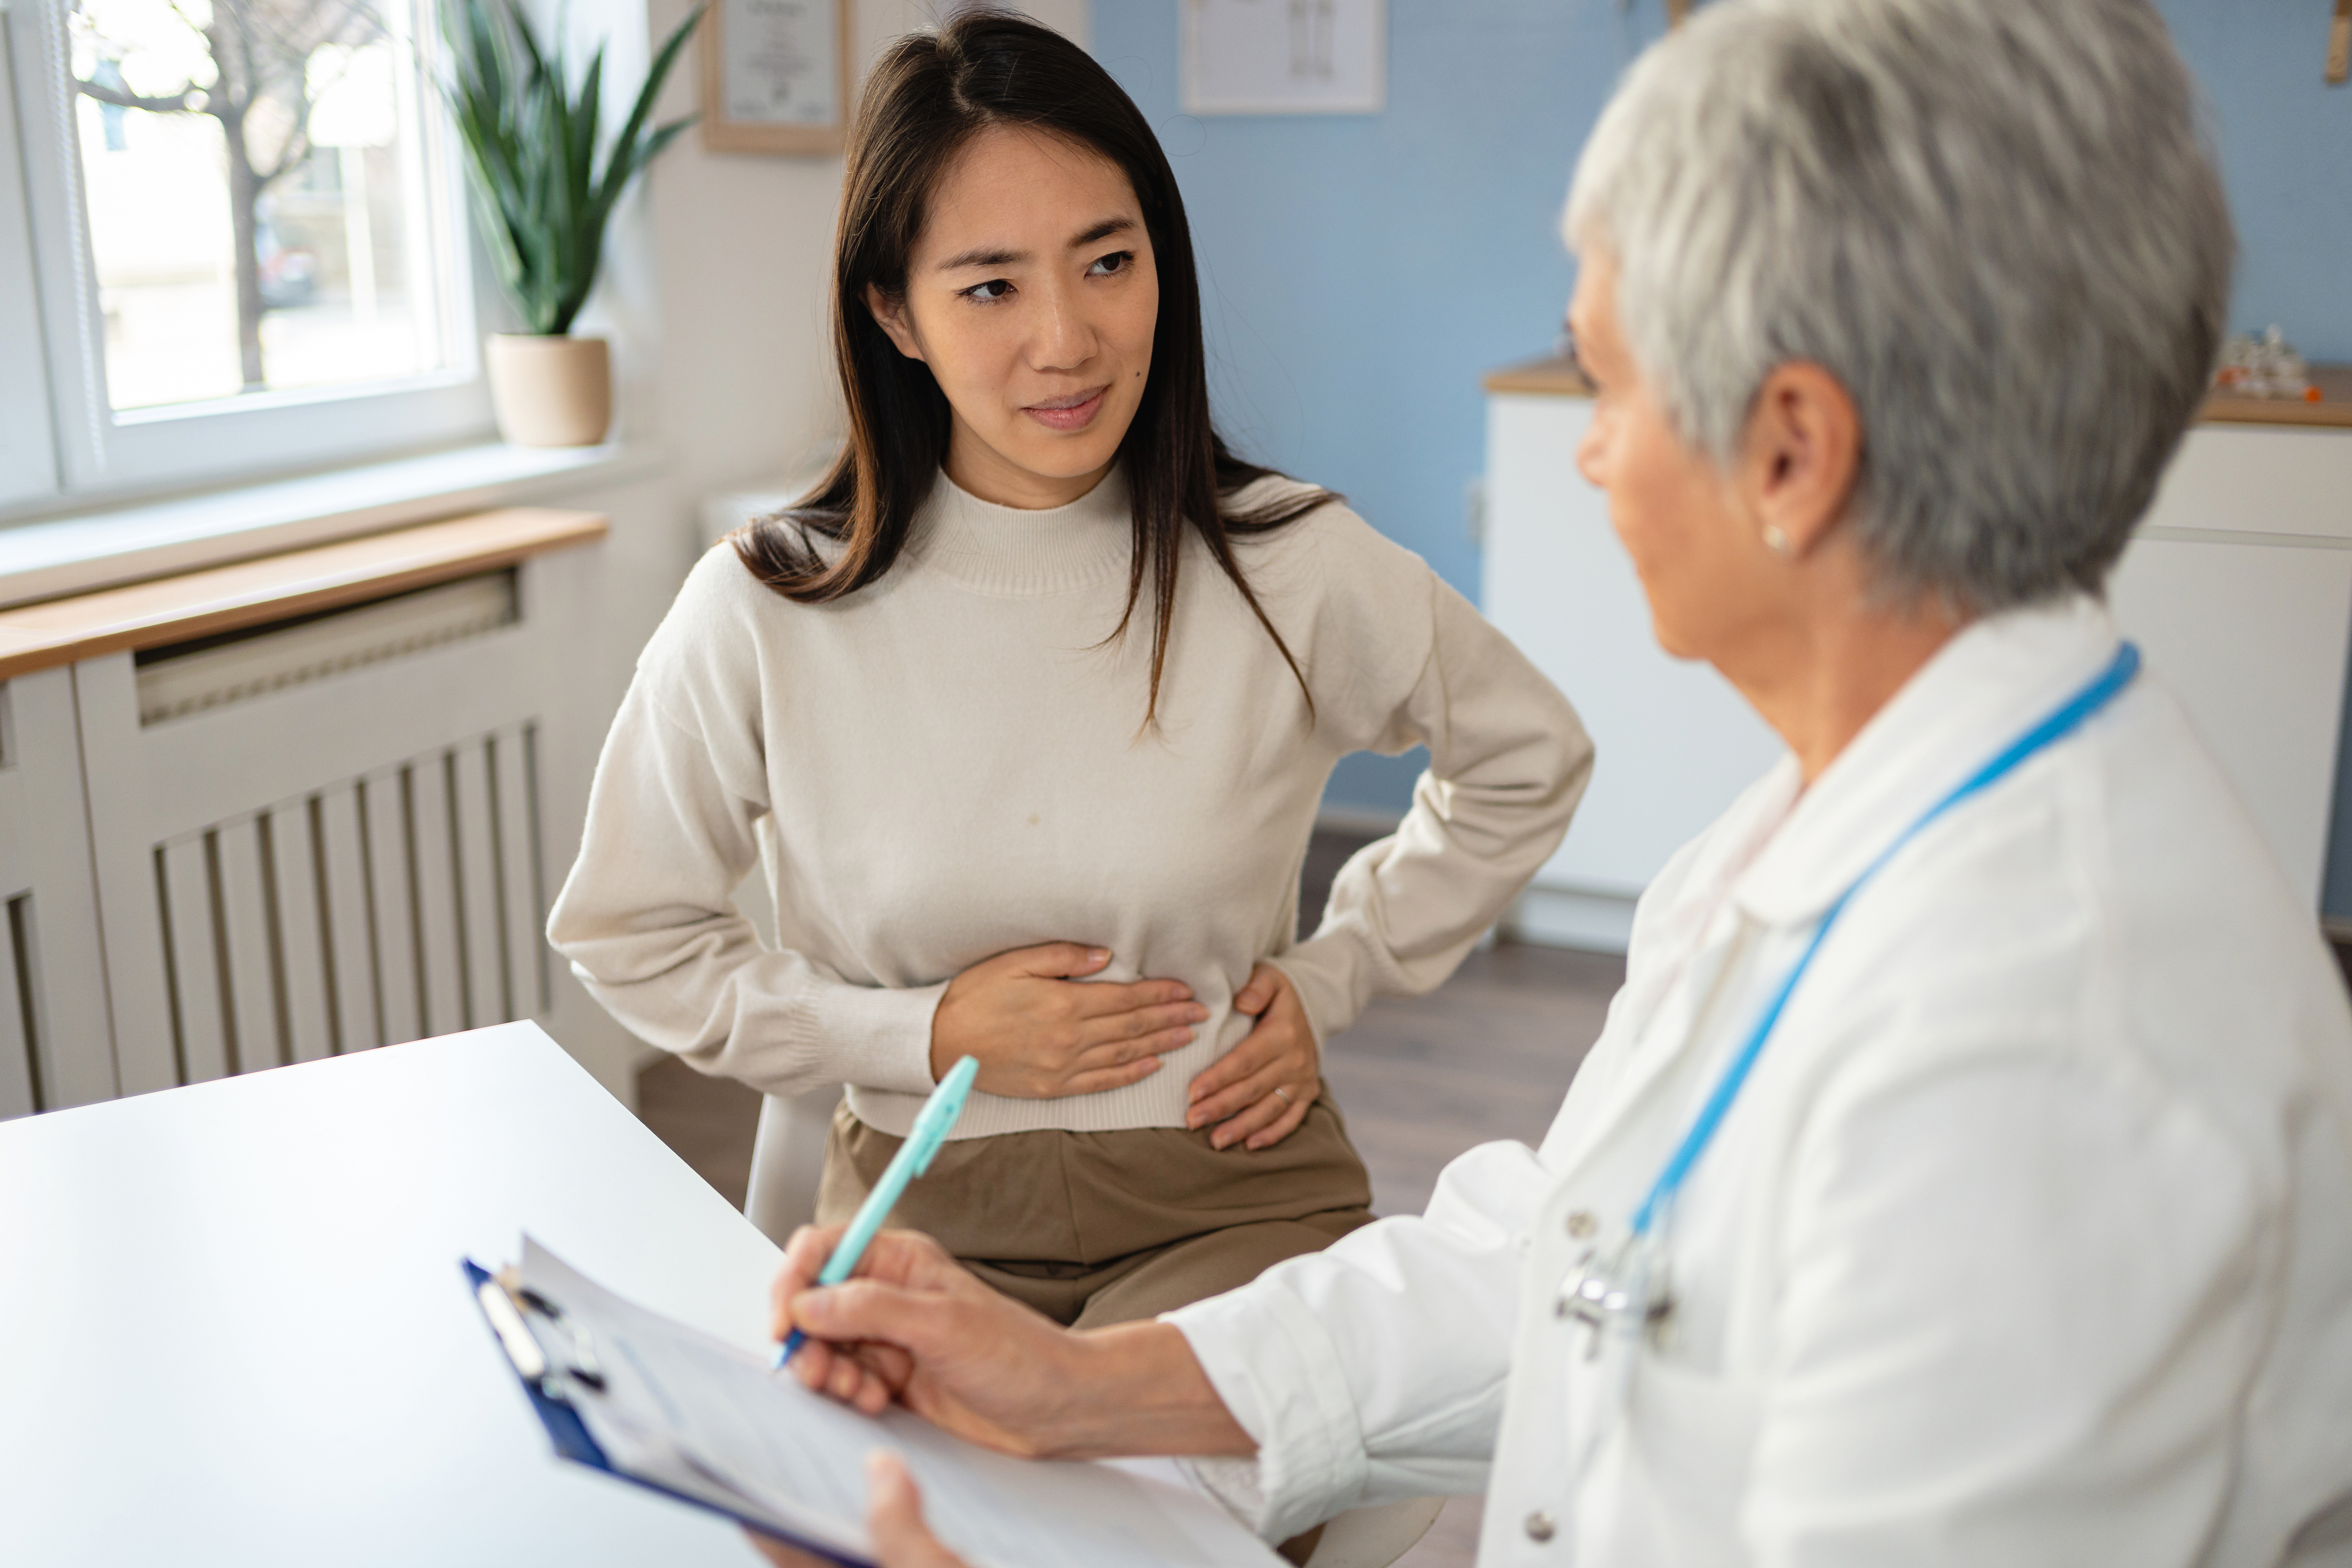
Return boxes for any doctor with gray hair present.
[756,2,2352,1564]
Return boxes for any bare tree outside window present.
[68,0,449,406]
[74,0,385,389]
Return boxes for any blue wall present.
[2161,2,2352,362]
[1095,2,2352,894]
[1095,0,1669,814]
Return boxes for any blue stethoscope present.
[1558,640,2142,1361]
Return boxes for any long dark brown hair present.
[732,9,1332,723]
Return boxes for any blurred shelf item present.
[2203,363,2352,429]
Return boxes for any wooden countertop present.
[0,506,606,681]
[1482,357,1595,397]
[1483,355,2352,429]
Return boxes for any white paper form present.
[514,1239,1284,1568]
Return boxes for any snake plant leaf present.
[437,0,704,337]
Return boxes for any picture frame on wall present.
[701,0,851,155]
[1182,0,1387,116]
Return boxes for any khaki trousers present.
[816,1080,1377,1328]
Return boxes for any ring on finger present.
[1272,1086,1292,1105]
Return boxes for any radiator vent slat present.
[315,786,376,1055]
[217,818,279,1073]
[363,770,422,1049]
[135,572,519,726]
[409,759,464,1040]
[159,837,230,1083]
[266,801,335,1064]
[453,741,505,1030]
[150,724,546,1085]
[0,895,42,1119]
[485,730,550,1022]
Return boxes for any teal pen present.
[773,1054,980,1369]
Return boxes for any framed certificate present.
[1181,0,1386,117]
[701,0,851,155]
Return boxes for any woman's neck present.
[945,419,1118,510]
[1726,558,1968,786]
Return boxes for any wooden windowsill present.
[1482,356,2352,430]
[0,507,607,682]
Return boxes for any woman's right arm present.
[547,564,1205,1100]
[547,679,948,1098]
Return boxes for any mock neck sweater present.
[549,468,1592,1139]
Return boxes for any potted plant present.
[439,0,703,446]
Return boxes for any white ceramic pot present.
[484,333,612,447]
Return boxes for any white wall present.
[535,1,1091,1099]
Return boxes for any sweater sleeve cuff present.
[1164,1282,1371,1542]
[1268,929,1379,1050]
[790,976,947,1095]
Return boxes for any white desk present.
[0,1024,782,1565]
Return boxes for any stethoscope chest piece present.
[1557,1239,1673,1362]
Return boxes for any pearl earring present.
[1762,524,1793,556]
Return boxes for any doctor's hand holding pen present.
[931,947,1321,1149]
[754,1223,1254,1567]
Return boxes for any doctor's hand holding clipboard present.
[746,1452,960,1568]
[760,1226,1250,1568]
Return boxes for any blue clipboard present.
[462,1259,868,1566]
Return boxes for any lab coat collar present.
[1732,595,2124,930]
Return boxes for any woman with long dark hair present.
[550,11,1590,1328]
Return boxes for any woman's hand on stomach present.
[930,943,1207,1098]
[1185,963,1317,1151]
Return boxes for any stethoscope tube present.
[1625,640,2141,1241]
[1563,640,2143,1331]
[1554,640,2142,1488]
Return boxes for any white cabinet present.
[1484,379,2352,949]
[1483,390,1779,951]
[2106,426,2352,911]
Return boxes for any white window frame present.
[0,0,493,512]
[0,7,62,507]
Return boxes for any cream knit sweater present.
[548,469,1592,1139]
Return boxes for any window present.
[0,0,489,511]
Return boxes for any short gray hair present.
[1565,0,2232,610]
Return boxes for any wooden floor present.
[633,830,1625,1568]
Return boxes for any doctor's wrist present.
[1045,1322,1256,1462]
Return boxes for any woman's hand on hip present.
[1185,962,1318,1151]
[930,943,1207,1099]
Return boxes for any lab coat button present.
[1524,1510,1557,1542]
[1565,1210,1598,1239]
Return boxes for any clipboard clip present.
[472,1263,606,1392]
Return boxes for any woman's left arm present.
[1188,565,1594,1148]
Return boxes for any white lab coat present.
[1169,598,2352,1567]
